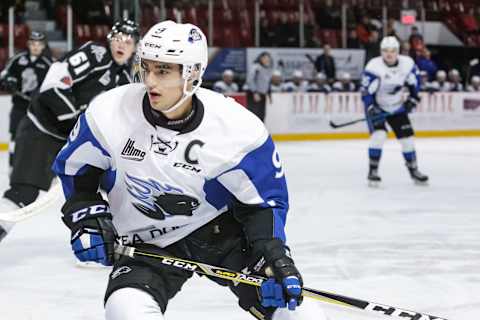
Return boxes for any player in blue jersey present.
[361,36,428,187]
[52,21,323,320]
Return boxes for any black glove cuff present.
[61,192,111,229]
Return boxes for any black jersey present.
[28,41,133,140]
[0,51,53,109]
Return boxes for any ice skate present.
[368,168,381,188]
[409,168,429,185]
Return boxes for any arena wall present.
[1,92,480,150]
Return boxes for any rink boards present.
[1,91,480,148]
[265,92,480,141]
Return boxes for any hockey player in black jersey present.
[0,31,52,167]
[0,20,139,242]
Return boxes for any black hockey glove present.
[0,77,18,93]
[366,104,386,125]
[255,238,303,311]
[61,193,116,266]
[404,97,419,113]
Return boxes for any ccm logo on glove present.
[71,204,109,223]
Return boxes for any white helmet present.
[380,36,400,51]
[137,20,208,113]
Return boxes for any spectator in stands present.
[332,71,356,92]
[246,51,273,121]
[270,69,284,93]
[307,72,332,93]
[461,7,479,33]
[400,41,410,56]
[430,70,452,92]
[282,69,308,92]
[213,69,239,95]
[274,12,297,47]
[419,70,434,92]
[416,49,438,81]
[448,69,464,91]
[408,26,424,58]
[306,44,336,83]
[260,19,276,47]
[467,75,480,92]
[365,30,381,63]
[347,29,361,49]
[356,15,372,46]
[385,18,401,41]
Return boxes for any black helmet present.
[29,31,46,42]
[108,19,140,43]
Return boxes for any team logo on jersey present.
[111,266,132,279]
[188,28,202,43]
[99,70,111,86]
[121,139,146,161]
[90,45,107,63]
[150,135,178,155]
[18,56,28,66]
[125,173,200,220]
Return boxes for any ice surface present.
[1,138,479,320]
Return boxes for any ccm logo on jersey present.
[71,204,109,223]
[173,162,201,173]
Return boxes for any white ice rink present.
[0,138,479,320]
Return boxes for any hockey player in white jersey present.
[53,21,322,320]
[361,36,428,186]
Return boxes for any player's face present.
[223,74,233,84]
[381,48,398,66]
[28,40,45,56]
[142,59,186,112]
[110,34,136,65]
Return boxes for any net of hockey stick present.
[0,181,63,223]
[115,244,449,320]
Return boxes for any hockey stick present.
[115,245,448,320]
[0,182,62,223]
[329,108,407,129]
[329,116,369,129]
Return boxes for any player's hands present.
[366,104,385,125]
[258,239,303,310]
[404,97,419,113]
[0,77,18,93]
[61,195,116,266]
[253,93,262,102]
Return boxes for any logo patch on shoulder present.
[91,45,107,63]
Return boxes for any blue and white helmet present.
[137,20,208,113]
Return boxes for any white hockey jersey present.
[53,84,289,248]
[361,55,420,113]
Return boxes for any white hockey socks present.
[105,288,164,320]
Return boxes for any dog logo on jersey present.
[111,266,132,279]
[150,135,178,156]
[125,173,200,220]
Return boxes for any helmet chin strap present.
[161,77,202,114]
